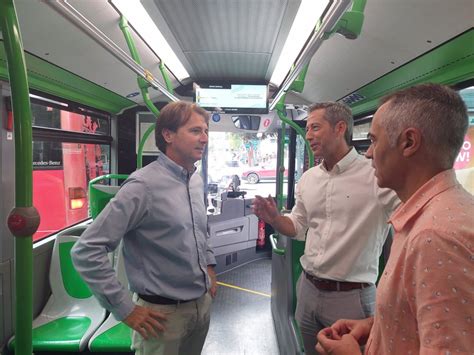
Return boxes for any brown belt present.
[304,271,371,292]
[139,294,195,305]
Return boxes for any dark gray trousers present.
[295,274,376,355]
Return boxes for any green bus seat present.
[88,318,132,352]
[9,233,106,352]
[88,243,132,352]
[89,174,129,219]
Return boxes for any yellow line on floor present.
[217,281,271,298]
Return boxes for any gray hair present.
[380,83,468,168]
[308,102,353,145]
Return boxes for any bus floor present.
[203,257,279,355]
[6,258,277,355]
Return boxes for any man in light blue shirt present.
[72,101,216,355]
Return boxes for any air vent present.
[340,92,366,105]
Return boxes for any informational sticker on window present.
[136,112,159,155]
[454,124,474,194]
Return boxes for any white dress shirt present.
[287,148,400,284]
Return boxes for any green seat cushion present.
[10,316,91,352]
[89,322,132,352]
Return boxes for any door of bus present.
[271,123,307,355]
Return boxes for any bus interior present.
[0,0,473,354]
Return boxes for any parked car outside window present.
[241,163,288,184]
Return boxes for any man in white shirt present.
[253,102,399,355]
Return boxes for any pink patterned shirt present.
[366,170,474,355]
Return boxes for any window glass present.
[207,131,287,200]
[31,100,111,242]
[31,102,109,135]
[353,121,371,140]
[295,135,306,181]
[33,142,110,241]
[455,87,474,194]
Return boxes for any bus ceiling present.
[0,0,472,115]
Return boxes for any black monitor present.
[194,83,268,114]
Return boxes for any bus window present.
[353,121,371,141]
[208,131,290,199]
[29,100,111,241]
[31,101,109,135]
[455,86,474,194]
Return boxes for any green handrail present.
[275,64,315,171]
[88,173,130,188]
[277,120,286,211]
[323,0,367,40]
[159,61,175,95]
[0,0,34,353]
[269,234,285,255]
[88,174,130,219]
[276,107,314,169]
[119,16,162,169]
[270,65,314,257]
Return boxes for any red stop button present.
[8,214,26,232]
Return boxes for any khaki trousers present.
[132,292,212,355]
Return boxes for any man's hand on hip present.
[208,266,218,298]
[124,305,168,339]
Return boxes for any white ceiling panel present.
[300,0,474,103]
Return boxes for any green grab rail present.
[270,66,314,257]
[270,234,285,256]
[87,15,178,219]
[88,173,130,188]
[159,61,175,95]
[136,122,157,169]
[288,64,309,94]
[118,17,160,120]
[276,120,286,211]
[323,0,367,40]
[88,174,129,219]
[275,65,315,171]
[0,0,34,353]
[276,108,314,169]
[119,16,162,169]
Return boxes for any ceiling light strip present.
[45,0,179,103]
[112,0,189,81]
[269,0,351,111]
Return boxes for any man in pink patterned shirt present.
[316,83,474,355]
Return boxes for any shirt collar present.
[157,153,195,181]
[320,147,358,174]
[389,169,459,232]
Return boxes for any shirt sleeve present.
[71,177,149,321]
[403,230,474,354]
[286,174,308,240]
[375,184,401,220]
[205,230,217,266]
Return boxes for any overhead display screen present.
[195,84,268,114]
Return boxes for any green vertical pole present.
[159,61,175,95]
[277,120,286,211]
[0,0,36,354]
[119,16,166,169]
[275,96,314,169]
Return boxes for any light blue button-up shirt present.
[71,153,216,320]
